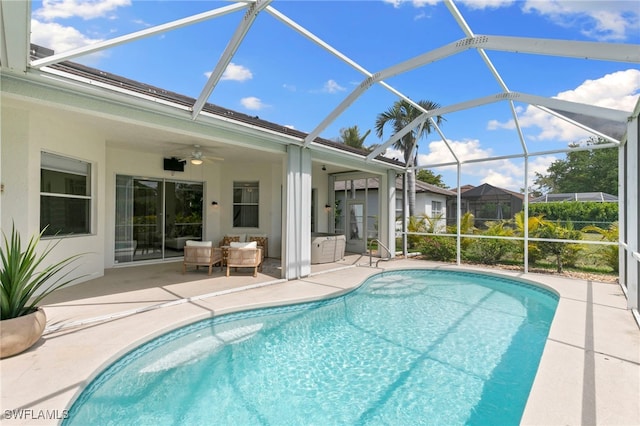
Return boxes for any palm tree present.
[375,99,443,217]
[339,126,371,151]
[338,125,373,202]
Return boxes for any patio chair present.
[182,241,223,275]
[226,242,263,277]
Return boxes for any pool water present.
[65,270,558,425]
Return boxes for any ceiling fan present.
[173,145,224,165]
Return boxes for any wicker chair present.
[247,235,268,259]
[226,246,263,277]
[182,241,223,275]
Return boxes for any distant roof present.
[530,192,618,203]
[413,179,457,196]
[333,177,456,196]
[455,183,524,200]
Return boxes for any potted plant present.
[0,224,85,358]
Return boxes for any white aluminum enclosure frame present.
[1,0,638,315]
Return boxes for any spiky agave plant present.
[0,224,85,320]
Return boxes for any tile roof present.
[31,44,402,168]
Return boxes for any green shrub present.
[464,221,517,265]
[469,240,517,265]
[535,221,582,273]
[419,236,457,262]
[529,202,618,228]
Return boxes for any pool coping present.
[0,259,638,425]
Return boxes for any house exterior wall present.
[395,191,449,231]
[1,98,107,283]
[104,147,285,267]
[1,77,400,284]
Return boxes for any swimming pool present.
[64,269,558,425]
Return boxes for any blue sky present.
[30,0,640,190]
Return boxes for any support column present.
[282,145,312,279]
[381,169,397,258]
[621,112,639,311]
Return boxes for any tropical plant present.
[447,211,476,251]
[465,221,517,265]
[582,222,619,272]
[514,211,547,264]
[406,215,427,249]
[375,99,444,217]
[535,220,582,273]
[1,225,85,320]
[338,125,372,151]
[419,236,457,262]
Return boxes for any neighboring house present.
[530,192,618,203]
[446,183,525,226]
[396,179,456,232]
[333,178,455,240]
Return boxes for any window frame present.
[232,181,260,228]
[431,200,443,217]
[40,151,92,237]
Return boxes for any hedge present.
[528,202,618,227]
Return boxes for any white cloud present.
[481,169,519,189]
[283,84,297,92]
[555,69,640,111]
[30,19,104,54]
[479,155,557,190]
[382,0,441,13]
[385,0,638,41]
[528,155,557,180]
[34,0,131,21]
[385,0,511,10]
[221,63,253,82]
[490,69,640,142]
[323,79,346,94]
[458,0,515,10]
[419,139,493,165]
[240,97,267,111]
[522,0,640,41]
[385,139,559,191]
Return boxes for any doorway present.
[346,200,366,254]
[114,175,203,263]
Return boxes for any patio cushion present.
[247,235,268,258]
[220,235,241,246]
[230,241,257,248]
[186,240,212,247]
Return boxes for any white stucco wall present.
[217,160,283,259]
[1,99,106,285]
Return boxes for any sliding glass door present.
[164,181,203,258]
[115,176,203,264]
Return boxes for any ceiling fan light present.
[190,158,203,165]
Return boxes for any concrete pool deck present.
[1,257,638,425]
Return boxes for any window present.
[431,200,443,217]
[40,152,91,236]
[233,181,259,228]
